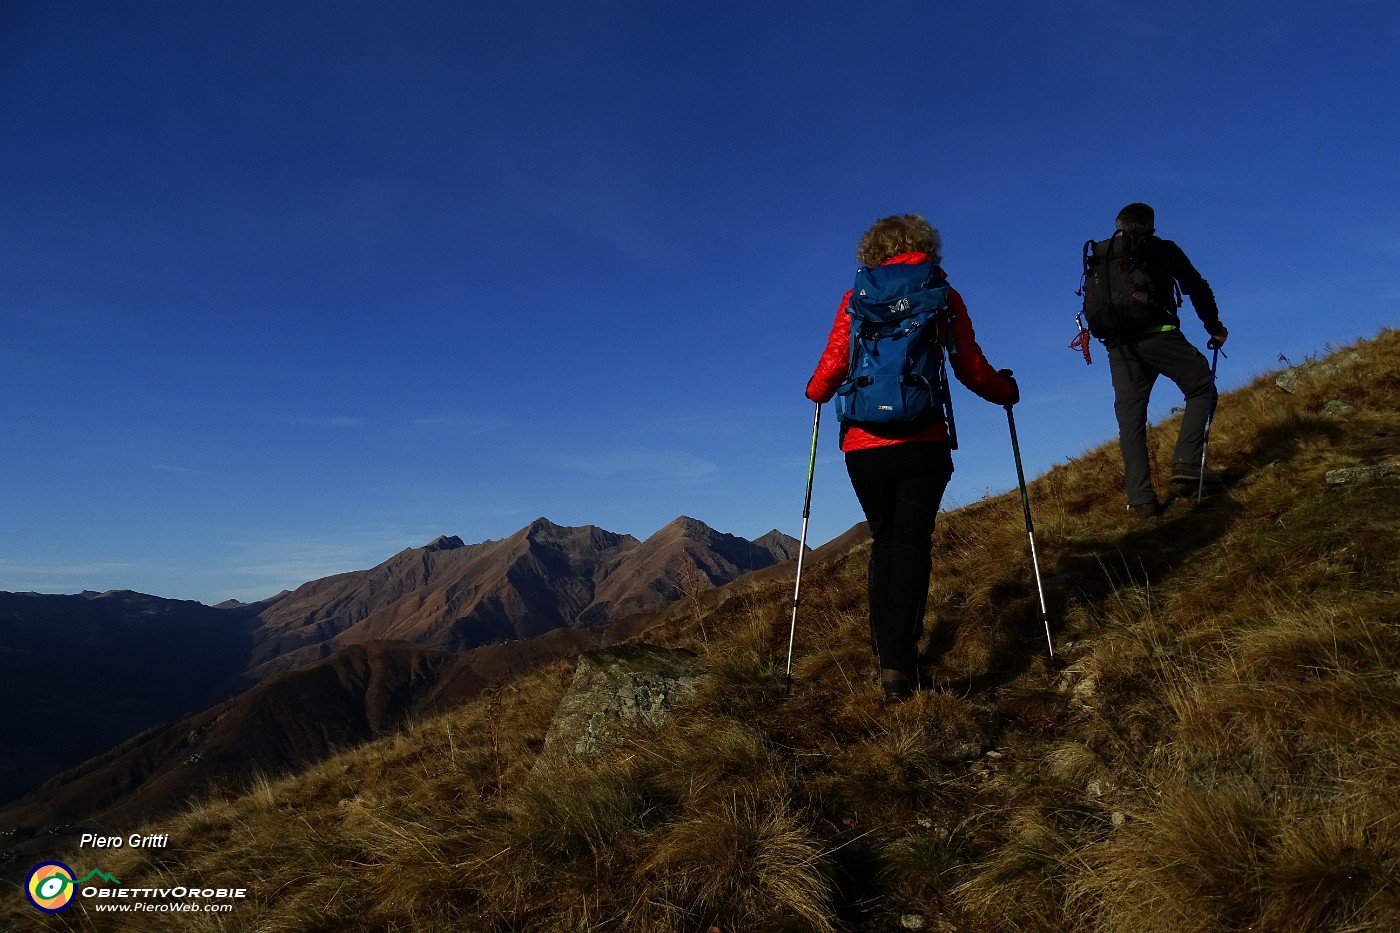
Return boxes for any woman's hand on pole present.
[998,368,1020,407]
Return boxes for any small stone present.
[1321,400,1356,417]
[950,743,985,761]
[900,914,927,930]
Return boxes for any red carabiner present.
[1069,318,1093,365]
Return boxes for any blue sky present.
[2,1,1395,604]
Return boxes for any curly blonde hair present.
[856,214,942,267]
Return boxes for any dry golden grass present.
[4,330,1398,932]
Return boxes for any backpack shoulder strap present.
[928,266,957,357]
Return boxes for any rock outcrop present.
[535,644,706,768]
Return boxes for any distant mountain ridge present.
[248,516,798,678]
[0,516,802,824]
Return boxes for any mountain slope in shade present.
[0,627,620,838]
[1,641,449,831]
[0,590,263,807]
[247,517,800,679]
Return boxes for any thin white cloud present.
[410,415,511,434]
[563,449,718,482]
[221,524,451,596]
[651,411,773,438]
[153,463,206,475]
[226,546,387,583]
[0,559,140,594]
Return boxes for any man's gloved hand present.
[1207,327,1229,351]
[999,368,1020,406]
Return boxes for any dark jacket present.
[1147,235,1224,335]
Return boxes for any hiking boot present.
[880,669,915,704]
[1172,461,1225,489]
[882,679,914,704]
[1127,499,1162,520]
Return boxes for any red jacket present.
[806,252,1017,452]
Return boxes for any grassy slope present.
[6,331,1398,933]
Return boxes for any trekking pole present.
[784,401,821,694]
[1005,404,1054,658]
[1196,347,1224,505]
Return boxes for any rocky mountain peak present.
[522,517,562,541]
[657,515,716,539]
[753,529,803,561]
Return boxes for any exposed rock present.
[1325,461,1399,487]
[535,644,705,768]
[1274,352,1362,393]
[1321,399,1356,417]
[1055,663,1098,710]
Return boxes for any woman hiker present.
[806,214,1020,703]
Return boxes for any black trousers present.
[844,441,954,680]
[1107,329,1217,506]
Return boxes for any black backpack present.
[1078,234,1181,345]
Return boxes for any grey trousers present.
[1108,329,1217,506]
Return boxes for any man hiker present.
[1083,202,1229,517]
[806,214,1019,703]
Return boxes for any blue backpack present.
[835,260,958,446]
